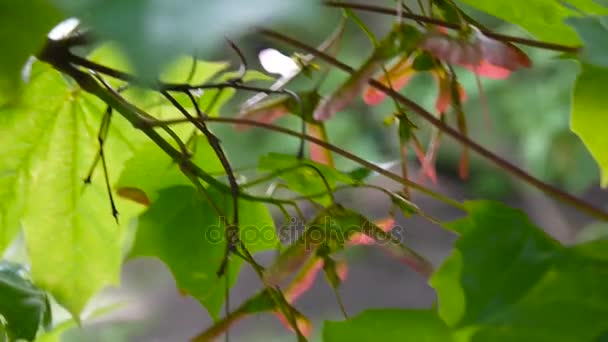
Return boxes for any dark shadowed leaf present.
[432,201,608,341]
[323,309,454,342]
[0,261,51,341]
[567,16,608,67]
[129,185,277,319]
[0,1,62,100]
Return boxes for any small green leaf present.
[398,117,412,142]
[258,153,355,205]
[390,193,418,217]
[570,63,608,187]
[346,167,372,182]
[375,24,421,59]
[323,309,454,342]
[129,185,277,319]
[412,52,435,71]
[238,289,277,314]
[0,261,51,341]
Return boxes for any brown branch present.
[150,116,465,210]
[324,1,581,53]
[258,28,608,221]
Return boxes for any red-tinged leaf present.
[263,242,316,286]
[382,243,434,276]
[462,60,512,79]
[274,257,348,337]
[433,72,467,114]
[191,309,249,341]
[235,96,291,131]
[313,58,380,121]
[307,123,334,166]
[274,310,313,337]
[284,258,324,303]
[359,219,433,277]
[412,139,437,184]
[193,288,312,341]
[349,217,396,245]
[475,29,532,71]
[363,55,416,105]
[421,32,482,67]
[334,259,348,282]
[420,29,531,79]
[418,129,443,184]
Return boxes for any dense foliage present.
[1,1,607,341]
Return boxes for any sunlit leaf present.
[87,43,231,120]
[0,63,142,317]
[570,63,608,187]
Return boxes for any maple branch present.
[324,1,581,53]
[258,28,608,221]
[149,116,465,210]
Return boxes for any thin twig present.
[323,1,580,53]
[257,29,608,221]
[151,116,465,210]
